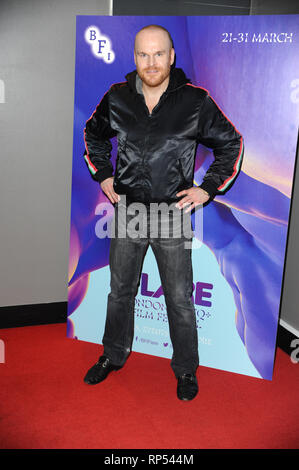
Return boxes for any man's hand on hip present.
[100,177,120,204]
[175,187,210,212]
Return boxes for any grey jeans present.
[102,197,199,378]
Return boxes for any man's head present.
[134,25,175,88]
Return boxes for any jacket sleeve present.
[83,90,117,184]
[196,93,244,200]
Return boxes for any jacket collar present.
[125,67,191,95]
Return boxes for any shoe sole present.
[83,366,122,385]
[177,395,197,401]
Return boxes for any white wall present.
[0,0,111,307]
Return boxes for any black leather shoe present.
[177,373,198,401]
[84,355,122,385]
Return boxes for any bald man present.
[83,25,243,401]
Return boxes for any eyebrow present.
[137,50,166,54]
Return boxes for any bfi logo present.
[84,26,115,63]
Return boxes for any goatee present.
[137,65,171,88]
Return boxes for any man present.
[83,24,244,401]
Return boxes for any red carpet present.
[0,323,298,449]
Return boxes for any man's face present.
[134,29,175,88]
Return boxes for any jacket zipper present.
[137,87,183,192]
[139,91,168,117]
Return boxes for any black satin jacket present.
[83,67,244,204]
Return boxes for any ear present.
[170,48,175,65]
[134,50,137,66]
